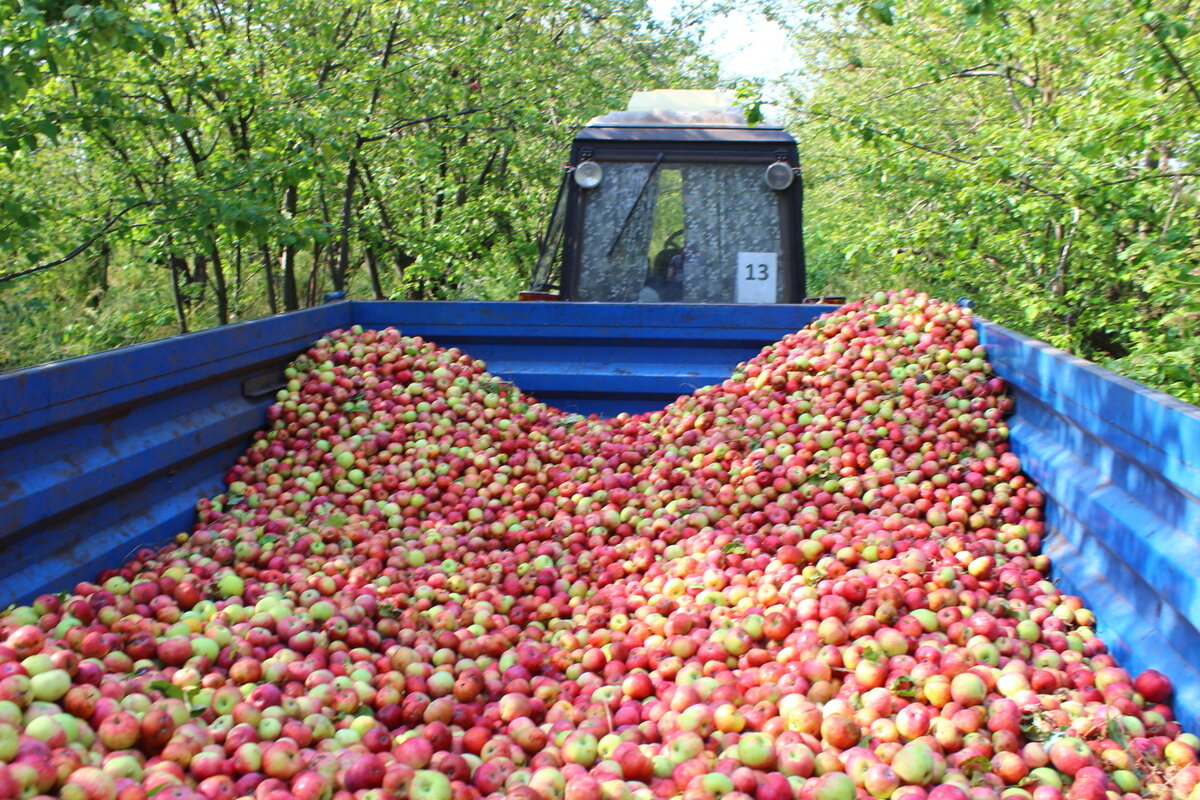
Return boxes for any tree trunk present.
[98,242,111,294]
[233,241,243,308]
[365,247,384,299]
[261,245,278,314]
[306,242,323,306]
[327,9,400,295]
[394,253,416,283]
[357,160,418,287]
[210,241,229,325]
[334,157,359,292]
[280,184,299,311]
[169,255,189,334]
[190,254,207,285]
[85,242,111,308]
[326,242,340,294]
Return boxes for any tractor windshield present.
[575,162,790,303]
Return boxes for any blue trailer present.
[2,299,1199,733]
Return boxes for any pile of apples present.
[0,290,1194,800]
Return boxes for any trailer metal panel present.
[1,301,1197,730]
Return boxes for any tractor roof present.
[575,89,792,144]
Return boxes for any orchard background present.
[1,0,1198,404]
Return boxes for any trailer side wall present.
[2,302,1197,730]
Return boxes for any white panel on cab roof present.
[626,90,737,113]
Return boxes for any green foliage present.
[0,0,714,368]
[17,0,1195,411]
[0,0,164,151]
[772,0,1200,404]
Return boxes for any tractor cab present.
[524,90,805,303]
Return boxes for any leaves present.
[889,674,919,698]
[963,0,998,26]
[860,1,895,25]
[0,0,162,120]
[778,0,1200,404]
[0,0,714,369]
[148,680,184,701]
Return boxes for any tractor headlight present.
[764,161,795,191]
[573,160,604,189]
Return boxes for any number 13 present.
[743,264,769,280]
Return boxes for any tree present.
[0,0,714,369]
[770,0,1200,402]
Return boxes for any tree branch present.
[1098,170,1200,186]
[0,201,155,284]
[808,109,975,164]
[1134,0,1200,107]
[361,104,510,143]
[809,109,1081,206]
[868,62,1036,103]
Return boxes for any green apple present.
[0,722,17,761]
[410,769,452,800]
[892,741,936,786]
[30,670,70,702]
[737,731,775,769]
[562,732,598,767]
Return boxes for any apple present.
[814,772,856,800]
[892,741,936,786]
[410,769,452,800]
[863,763,900,798]
[0,294,1164,800]
[1134,669,1172,703]
[1047,737,1091,777]
[949,673,986,707]
[62,766,117,800]
[562,733,598,767]
[737,732,775,769]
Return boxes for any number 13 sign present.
[736,252,777,304]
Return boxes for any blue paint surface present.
[349,302,828,414]
[2,301,1199,733]
[978,319,1200,732]
[0,305,353,604]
